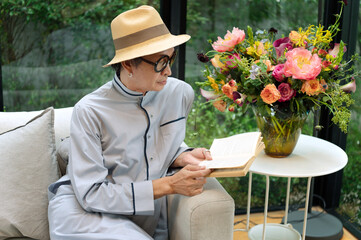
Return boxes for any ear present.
[121,60,133,75]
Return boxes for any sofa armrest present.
[167,177,235,240]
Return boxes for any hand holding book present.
[199,132,265,177]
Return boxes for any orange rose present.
[254,59,274,72]
[222,83,237,99]
[260,84,281,104]
[301,79,322,96]
[213,99,227,112]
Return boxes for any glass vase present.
[253,105,308,158]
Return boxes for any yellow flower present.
[246,41,267,58]
[211,55,227,69]
[211,83,219,91]
[207,76,216,84]
[289,26,312,47]
[311,25,332,46]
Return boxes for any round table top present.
[249,134,348,178]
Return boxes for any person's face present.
[131,48,175,94]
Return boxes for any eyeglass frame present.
[139,51,177,73]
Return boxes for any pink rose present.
[272,64,286,82]
[278,83,295,102]
[273,37,293,58]
[212,27,245,52]
[225,53,241,68]
[283,48,322,80]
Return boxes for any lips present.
[158,80,167,85]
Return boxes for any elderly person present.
[48,5,212,240]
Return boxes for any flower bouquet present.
[197,4,359,157]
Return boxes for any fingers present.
[184,164,212,177]
[202,148,213,160]
[170,166,210,196]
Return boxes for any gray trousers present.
[48,184,168,240]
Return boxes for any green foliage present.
[0,0,158,65]
[1,0,156,111]
[0,0,158,27]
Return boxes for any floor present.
[233,208,357,240]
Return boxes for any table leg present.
[262,175,270,240]
[246,172,253,231]
[284,177,291,224]
[302,177,312,240]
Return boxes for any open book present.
[199,132,265,178]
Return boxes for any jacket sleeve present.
[68,104,154,215]
[169,81,195,166]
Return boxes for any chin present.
[154,85,166,92]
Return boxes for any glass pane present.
[185,0,319,210]
[1,1,160,111]
[337,4,361,233]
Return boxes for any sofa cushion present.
[0,107,59,240]
[57,136,70,176]
[0,107,73,147]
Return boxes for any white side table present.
[243,133,348,240]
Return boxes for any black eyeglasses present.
[140,51,177,73]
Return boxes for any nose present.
[162,61,172,76]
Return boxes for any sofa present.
[0,107,235,240]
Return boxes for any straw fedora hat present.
[104,5,191,67]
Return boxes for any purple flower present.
[197,53,209,63]
[269,27,278,34]
[249,64,261,79]
[273,37,293,58]
[272,64,286,82]
[278,83,295,102]
[233,91,247,106]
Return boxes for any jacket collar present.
[112,74,156,104]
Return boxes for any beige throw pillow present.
[0,107,59,240]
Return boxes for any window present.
[0,1,160,111]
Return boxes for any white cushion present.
[0,107,73,147]
[0,107,59,240]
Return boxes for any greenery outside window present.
[0,0,160,111]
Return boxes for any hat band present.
[113,24,170,50]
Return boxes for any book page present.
[199,132,262,169]
[199,154,254,169]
